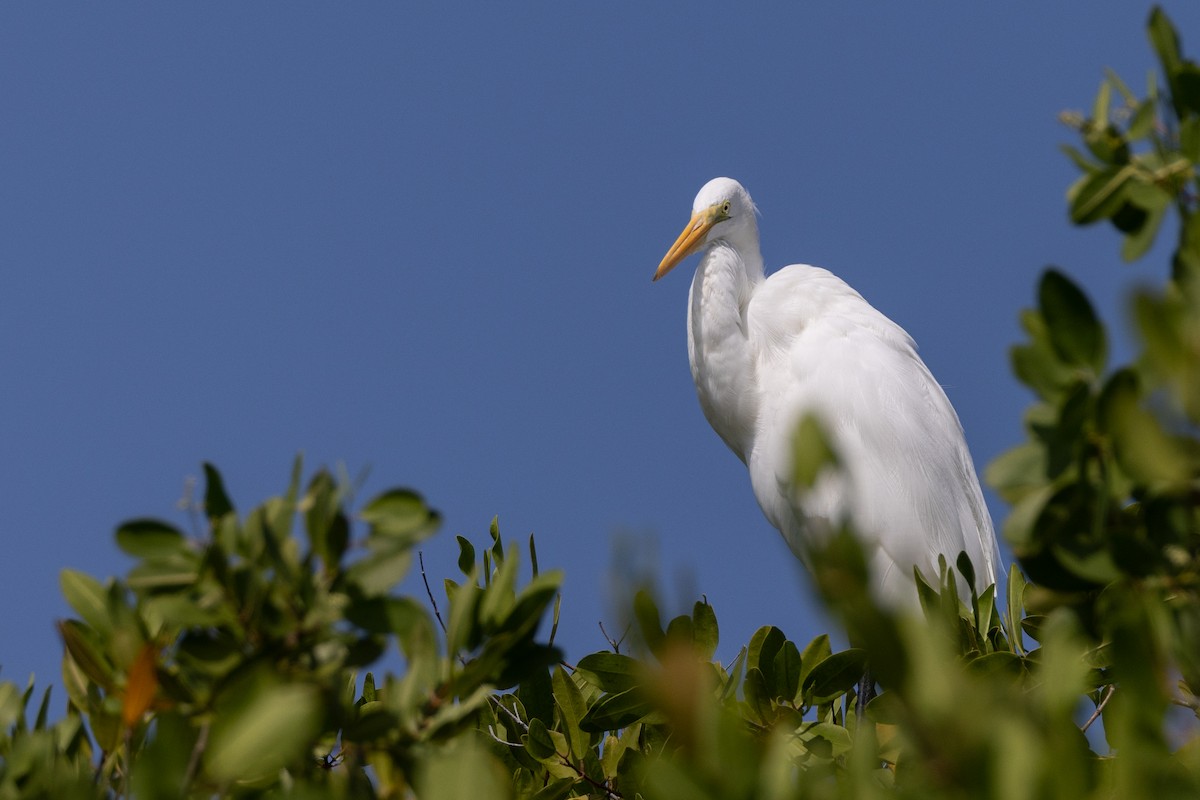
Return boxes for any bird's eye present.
[721,201,731,214]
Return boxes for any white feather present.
[660,178,999,607]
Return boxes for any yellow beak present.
[654,207,720,282]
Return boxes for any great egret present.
[654,177,999,609]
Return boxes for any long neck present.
[687,237,764,462]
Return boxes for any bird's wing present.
[746,265,998,603]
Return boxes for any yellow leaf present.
[122,644,158,729]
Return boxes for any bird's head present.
[654,177,758,282]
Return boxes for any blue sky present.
[3,4,1197,696]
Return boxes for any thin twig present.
[181,720,210,793]
[548,593,561,648]
[177,475,203,540]
[488,720,623,799]
[486,725,524,747]
[562,752,622,800]
[599,621,619,653]
[488,694,622,798]
[489,695,530,733]
[1170,691,1200,711]
[1082,685,1116,733]
[419,552,447,634]
[599,621,629,654]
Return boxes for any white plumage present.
[655,178,999,607]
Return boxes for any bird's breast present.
[687,251,760,461]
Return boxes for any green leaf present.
[529,778,577,800]
[1038,269,1106,372]
[665,614,693,648]
[478,542,519,628]
[269,456,303,544]
[417,740,506,800]
[344,543,413,596]
[127,555,199,592]
[1181,117,1200,162]
[303,470,350,573]
[1105,67,1137,106]
[528,533,540,577]
[33,685,51,731]
[129,711,196,800]
[501,570,563,641]
[743,667,772,724]
[202,462,235,520]
[1126,97,1158,139]
[600,733,626,781]
[955,551,977,596]
[1006,564,1028,654]
[797,634,832,695]
[798,721,853,758]
[575,652,640,694]
[1148,7,1182,80]
[1036,612,1091,718]
[205,677,321,782]
[967,651,1026,679]
[60,570,111,637]
[523,717,559,761]
[802,648,867,703]
[1099,368,1190,488]
[176,629,241,679]
[772,640,802,703]
[552,666,588,759]
[914,567,940,615]
[692,599,719,660]
[456,535,476,577]
[1069,165,1134,224]
[721,646,747,701]
[1083,120,1129,165]
[345,596,428,636]
[361,488,440,544]
[141,594,226,632]
[1093,73,1112,124]
[1176,64,1200,117]
[517,664,555,728]
[747,625,786,690]
[489,517,504,563]
[1176,209,1200,290]
[633,589,665,654]
[579,686,653,732]
[57,620,115,690]
[212,512,240,559]
[863,689,903,725]
[985,442,1047,504]
[445,573,480,656]
[115,519,187,559]
[1132,288,1200,419]
[0,683,25,737]
[238,506,267,561]
[1002,484,1054,552]
[1059,144,1099,173]
[303,469,336,555]
[791,413,838,489]
[1121,183,1171,262]
[323,512,350,571]
[1011,310,1078,401]
[345,701,397,742]
[1050,541,1121,584]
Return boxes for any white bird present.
[654,178,999,608]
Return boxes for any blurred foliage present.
[5,5,1200,798]
[15,458,564,798]
[991,0,1200,712]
